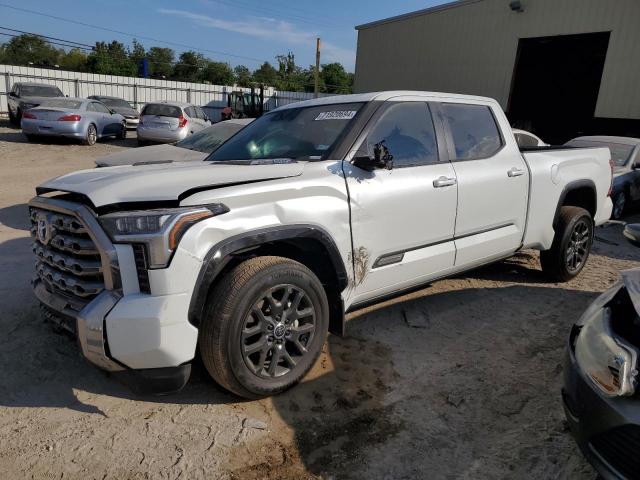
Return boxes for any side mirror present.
[352,140,394,172]
[623,224,640,248]
[8,92,15,97]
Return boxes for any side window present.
[185,107,195,118]
[93,102,111,114]
[441,103,503,160]
[366,102,439,167]
[86,103,96,112]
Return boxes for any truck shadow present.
[0,278,599,478]
[0,203,31,231]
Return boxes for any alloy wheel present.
[241,284,316,378]
[565,219,591,273]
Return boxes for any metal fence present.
[0,64,332,121]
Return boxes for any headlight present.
[99,204,228,268]
[575,288,639,396]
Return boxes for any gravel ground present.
[1,121,639,480]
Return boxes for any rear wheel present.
[137,138,148,147]
[612,191,626,220]
[199,256,329,399]
[540,206,593,282]
[25,134,37,142]
[8,108,17,126]
[83,124,97,146]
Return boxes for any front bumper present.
[563,326,640,479]
[124,117,139,129]
[29,196,198,394]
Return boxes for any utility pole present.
[314,37,321,98]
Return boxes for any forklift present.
[221,85,265,120]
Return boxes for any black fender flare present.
[187,224,349,335]
[552,179,597,227]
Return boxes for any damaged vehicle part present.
[563,230,640,479]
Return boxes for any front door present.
[438,102,529,266]
[343,100,458,306]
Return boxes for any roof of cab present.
[274,90,498,111]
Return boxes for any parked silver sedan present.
[21,98,126,145]
[137,101,211,146]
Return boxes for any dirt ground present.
[1,121,639,480]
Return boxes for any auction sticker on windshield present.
[315,111,357,121]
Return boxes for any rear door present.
[91,102,119,135]
[344,100,458,305]
[437,102,529,266]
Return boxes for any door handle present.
[507,167,525,177]
[433,176,457,188]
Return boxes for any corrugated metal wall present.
[354,0,640,120]
[0,64,326,120]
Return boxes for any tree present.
[252,61,278,86]
[321,62,352,94]
[200,60,234,85]
[147,47,174,79]
[87,41,137,76]
[234,65,252,87]
[59,48,88,72]
[129,39,146,75]
[173,50,205,82]
[275,52,305,91]
[3,34,59,67]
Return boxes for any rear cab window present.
[441,103,504,160]
[142,104,182,118]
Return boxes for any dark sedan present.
[563,224,640,479]
[88,95,139,129]
[7,82,65,125]
[565,136,640,219]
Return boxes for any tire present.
[540,206,593,282]
[117,122,127,140]
[611,191,626,220]
[199,256,329,399]
[137,138,147,147]
[25,134,37,142]
[8,108,17,126]
[83,124,97,146]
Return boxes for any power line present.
[0,29,351,90]
[0,3,266,64]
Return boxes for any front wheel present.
[83,124,97,146]
[199,256,329,399]
[117,122,127,140]
[540,206,593,282]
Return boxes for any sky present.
[0,0,444,72]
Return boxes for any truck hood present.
[19,96,63,106]
[95,144,207,167]
[37,161,305,208]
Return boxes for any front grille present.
[30,207,105,311]
[590,425,640,479]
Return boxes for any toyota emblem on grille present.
[36,214,55,245]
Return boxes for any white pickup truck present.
[29,91,613,398]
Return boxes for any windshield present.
[566,140,635,166]
[207,103,364,161]
[142,104,182,118]
[20,85,63,97]
[98,97,132,109]
[39,99,83,109]
[176,122,246,153]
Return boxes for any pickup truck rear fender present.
[553,180,597,227]
[187,225,349,336]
